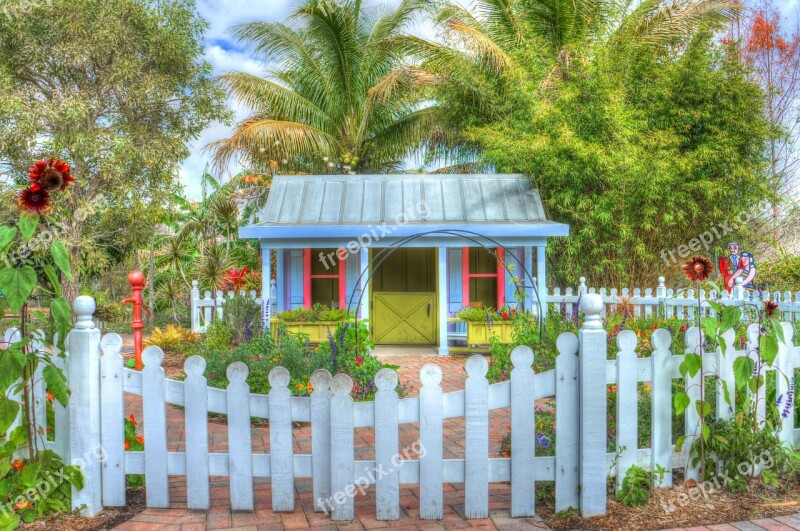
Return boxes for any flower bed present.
[272,304,353,344]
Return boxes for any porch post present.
[359,248,370,320]
[524,247,534,312]
[275,249,285,311]
[536,245,548,320]
[262,246,272,311]
[438,247,449,356]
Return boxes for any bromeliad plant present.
[673,256,789,483]
[0,159,75,473]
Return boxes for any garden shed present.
[239,174,569,355]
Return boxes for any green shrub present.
[221,295,262,344]
[274,303,351,322]
[616,465,652,507]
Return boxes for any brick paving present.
[112,342,797,530]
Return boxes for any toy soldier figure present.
[719,242,756,293]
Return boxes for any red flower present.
[128,414,137,426]
[28,158,74,191]
[679,325,687,332]
[764,300,779,317]
[19,186,51,213]
[136,436,144,445]
[220,267,250,292]
[355,357,363,365]
[501,312,509,320]
[11,460,23,471]
[124,440,131,450]
[13,501,30,511]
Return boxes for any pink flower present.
[355,357,363,365]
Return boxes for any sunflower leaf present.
[18,212,39,243]
[0,227,16,251]
[0,266,37,313]
[50,241,73,282]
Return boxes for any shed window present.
[462,247,505,309]
[304,248,347,308]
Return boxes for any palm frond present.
[621,0,738,44]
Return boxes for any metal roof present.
[240,174,569,242]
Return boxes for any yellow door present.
[372,292,437,344]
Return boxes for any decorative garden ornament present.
[719,242,757,292]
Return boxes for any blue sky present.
[179,0,800,200]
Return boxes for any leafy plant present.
[124,415,145,489]
[616,465,652,508]
[144,325,197,354]
[274,304,352,323]
[221,295,262,345]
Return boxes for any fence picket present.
[510,346,535,517]
[716,329,736,421]
[615,330,638,491]
[184,356,210,509]
[555,333,579,510]
[419,364,443,520]
[651,329,672,487]
[31,330,47,453]
[141,346,169,508]
[228,361,254,511]
[4,328,22,440]
[310,369,332,512]
[330,373,355,521]
[747,324,766,426]
[100,334,125,506]
[778,323,795,447]
[683,327,702,483]
[52,333,70,461]
[268,366,294,511]
[465,355,489,519]
[374,369,400,520]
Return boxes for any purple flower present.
[782,377,794,419]
[536,434,551,449]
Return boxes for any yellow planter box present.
[270,319,343,344]
[465,320,515,346]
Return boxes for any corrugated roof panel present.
[342,180,364,223]
[422,180,444,221]
[462,180,486,222]
[383,180,403,223]
[442,179,464,221]
[361,180,383,223]
[500,179,527,220]
[480,178,506,221]
[402,180,422,222]
[320,181,344,222]
[299,181,323,223]
[523,188,544,220]
[263,179,286,223]
[277,179,304,223]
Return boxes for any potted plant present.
[455,306,517,346]
[271,303,353,343]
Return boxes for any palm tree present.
[210,0,443,173]
[384,0,739,125]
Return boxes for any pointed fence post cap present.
[74,296,96,329]
[580,293,604,330]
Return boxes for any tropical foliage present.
[211,0,443,173]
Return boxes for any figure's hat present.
[727,242,739,249]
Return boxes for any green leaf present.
[771,318,785,343]
[18,212,39,243]
[706,281,722,294]
[0,227,16,251]
[683,352,702,378]
[713,434,729,447]
[733,357,755,390]
[0,345,25,390]
[0,266,37,313]
[50,241,73,281]
[674,435,686,452]
[701,317,718,340]
[701,423,710,443]
[0,398,20,435]
[719,306,741,334]
[760,334,779,365]
[695,400,711,418]
[42,265,62,297]
[43,366,69,407]
[50,296,72,346]
[674,391,691,415]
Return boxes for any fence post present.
[578,293,606,516]
[68,296,103,517]
[190,281,200,332]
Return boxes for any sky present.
[179,0,800,200]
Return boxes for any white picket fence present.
[190,280,276,333]
[547,276,800,321]
[14,294,800,519]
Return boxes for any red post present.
[121,270,151,370]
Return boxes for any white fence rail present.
[547,276,800,321]
[20,294,800,519]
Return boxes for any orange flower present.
[13,501,30,511]
[11,460,23,471]
[124,440,131,451]
[128,414,137,426]
[46,392,54,402]
[683,256,713,282]
[136,436,144,445]
[506,424,512,430]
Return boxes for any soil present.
[19,488,145,531]
[541,478,800,530]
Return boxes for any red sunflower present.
[19,186,52,213]
[682,256,714,282]
[764,300,779,317]
[28,158,74,192]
